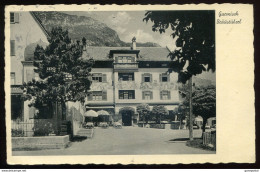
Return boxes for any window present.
[92,73,107,82]
[47,67,55,72]
[142,73,152,82]
[10,40,15,56]
[10,13,15,23]
[10,12,19,24]
[160,90,171,100]
[92,92,103,101]
[88,91,107,101]
[142,91,153,100]
[64,73,72,81]
[116,56,134,63]
[117,57,123,63]
[160,73,170,82]
[11,72,15,85]
[119,90,135,99]
[118,73,134,81]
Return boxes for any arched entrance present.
[119,107,135,126]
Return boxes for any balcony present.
[11,85,23,94]
[113,62,138,72]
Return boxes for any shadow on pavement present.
[70,137,88,142]
[168,137,201,142]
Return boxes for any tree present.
[151,105,169,125]
[22,27,94,114]
[143,11,215,83]
[136,104,150,127]
[192,85,216,132]
[182,85,216,132]
[144,11,215,140]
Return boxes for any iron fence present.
[203,131,216,150]
[11,120,34,137]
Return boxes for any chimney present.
[131,36,136,50]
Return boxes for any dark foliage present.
[22,27,94,110]
[144,11,215,83]
[136,104,150,125]
[182,85,216,132]
[151,105,169,124]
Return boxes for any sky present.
[64,11,215,83]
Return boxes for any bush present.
[33,120,54,136]
[12,129,24,137]
[186,138,215,151]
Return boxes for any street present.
[13,127,215,155]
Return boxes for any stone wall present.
[12,135,70,150]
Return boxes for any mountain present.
[33,11,160,47]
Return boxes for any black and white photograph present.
[5,4,254,165]
[9,9,216,156]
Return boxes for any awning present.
[84,110,98,117]
[195,116,203,122]
[97,110,110,116]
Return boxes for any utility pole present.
[189,76,193,140]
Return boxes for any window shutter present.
[168,74,170,82]
[102,91,107,101]
[160,91,163,100]
[141,74,144,82]
[10,40,15,56]
[29,107,35,119]
[159,74,162,82]
[102,74,107,82]
[131,57,135,62]
[88,92,93,101]
[14,13,19,23]
[150,91,153,99]
[115,57,118,63]
[168,91,171,99]
[142,91,145,100]
[150,73,153,82]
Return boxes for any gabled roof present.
[83,46,171,61]
[30,12,50,38]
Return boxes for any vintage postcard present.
[5,4,254,164]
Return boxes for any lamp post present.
[188,76,193,140]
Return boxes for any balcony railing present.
[11,85,23,94]
[113,62,138,71]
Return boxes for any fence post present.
[202,132,205,145]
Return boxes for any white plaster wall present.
[85,68,114,104]
[114,68,180,104]
[10,12,48,85]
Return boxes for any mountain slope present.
[33,11,160,47]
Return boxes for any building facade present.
[10,11,49,124]
[84,39,180,126]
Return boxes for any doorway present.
[122,110,132,126]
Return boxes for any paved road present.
[13,127,215,155]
